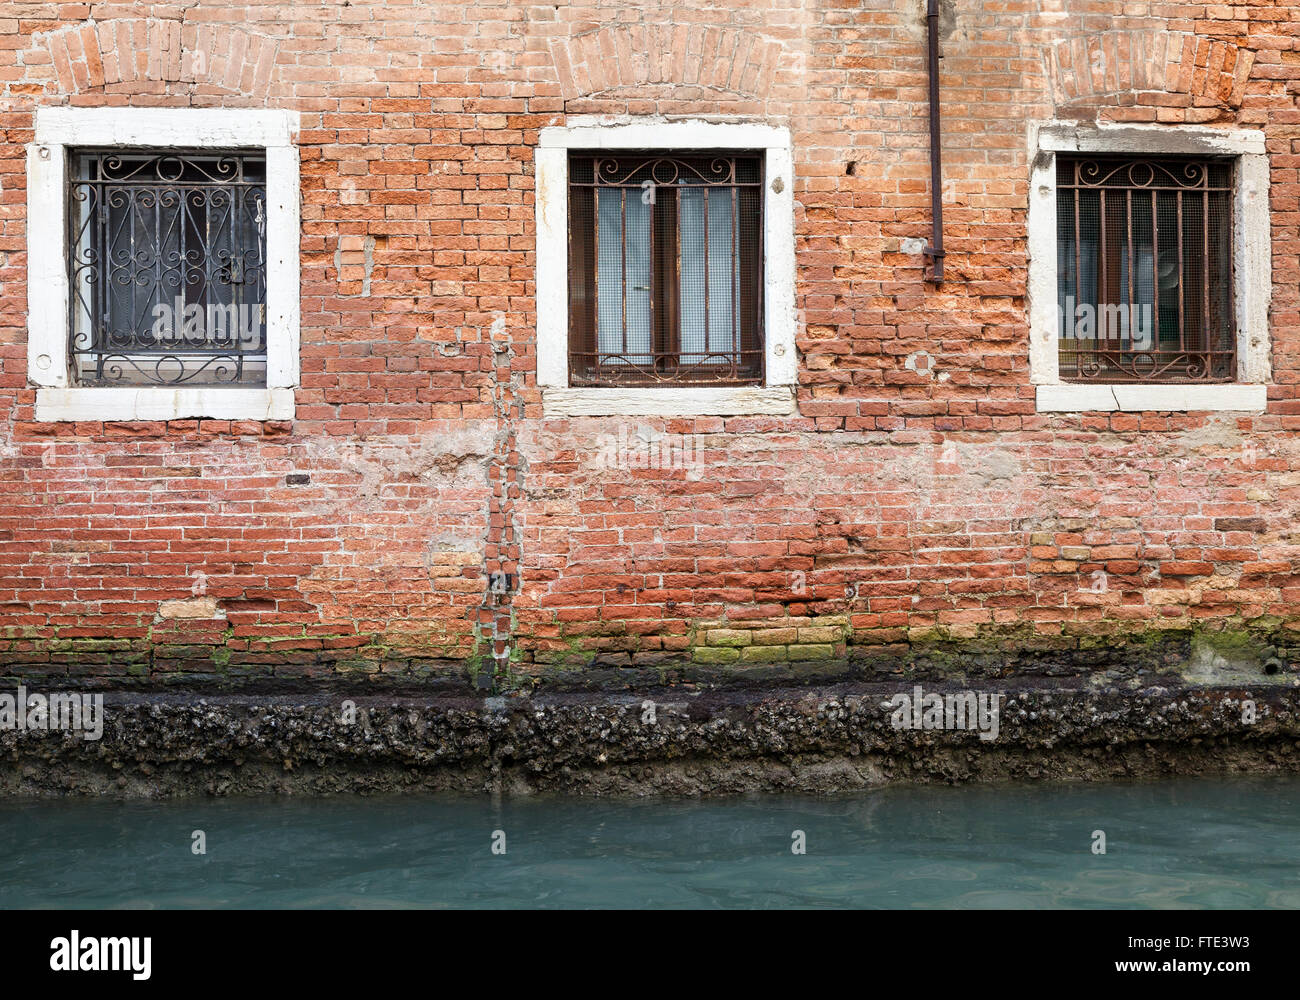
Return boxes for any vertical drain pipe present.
[924,0,945,284]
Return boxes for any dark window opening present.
[67,149,268,387]
[1056,155,1235,383]
[567,152,764,387]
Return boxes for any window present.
[1056,155,1234,383]
[535,120,796,417]
[567,152,764,387]
[28,108,299,422]
[69,150,268,387]
[1029,124,1270,412]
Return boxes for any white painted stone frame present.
[28,108,300,422]
[1028,122,1271,412]
[535,119,797,417]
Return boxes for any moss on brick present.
[797,627,841,644]
[741,645,788,662]
[693,646,741,664]
[706,629,752,647]
[788,643,835,661]
[753,628,798,645]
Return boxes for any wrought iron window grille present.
[1056,155,1235,383]
[567,152,765,387]
[67,149,268,387]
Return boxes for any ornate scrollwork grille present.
[567,152,764,387]
[1056,156,1235,383]
[67,150,268,386]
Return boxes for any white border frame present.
[535,118,797,417]
[28,108,300,421]
[1028,122,1271,413]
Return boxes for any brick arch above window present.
[549,25,783,101]
[22,19,280,99]
[1048,31,1255,112]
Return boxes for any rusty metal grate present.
[67,149,268,386]
[567,152,764,387]
[1056,156,1235,383]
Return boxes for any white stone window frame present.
[1028,122,1271,413]
[535,118,797,417]
[27,107,300,422]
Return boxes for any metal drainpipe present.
[924,0,945,284]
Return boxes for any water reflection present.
[1,776,1298,909]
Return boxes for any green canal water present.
[1,776,1298,909]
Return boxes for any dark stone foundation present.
[3,677,1299,797]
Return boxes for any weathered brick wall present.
[1,0,1298,688]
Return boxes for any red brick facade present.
[1,1,1298,688]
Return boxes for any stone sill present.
[35,387,295,422]
[1036,383,1267,413]
[542,386,797,418]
